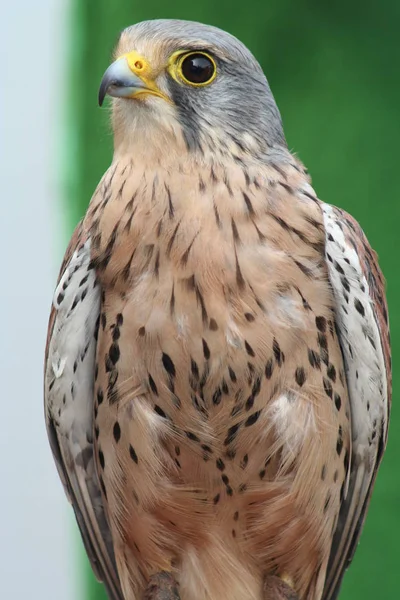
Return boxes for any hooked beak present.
[98,52,168,106]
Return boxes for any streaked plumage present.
[44,19,391,600]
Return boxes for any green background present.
[65,2,399,599]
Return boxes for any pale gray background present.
[0,0,79,598]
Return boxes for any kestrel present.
[44,19,391,600]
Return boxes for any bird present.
[44,19,391,600]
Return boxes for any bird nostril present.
[134,60,144,70]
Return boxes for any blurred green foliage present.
[67,2,399,599]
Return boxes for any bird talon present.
[143,571,180,600]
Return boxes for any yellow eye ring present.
[168,51,217,87]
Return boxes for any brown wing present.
[321,204,391,600]
[44,223,123,600]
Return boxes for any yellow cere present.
[120,51,152,77]
[117,51,171,102]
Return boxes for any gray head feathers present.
[116,19,287,158]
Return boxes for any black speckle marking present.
[240,454,248,469]
[336,426,343,456]
[231,218,241,244]
[234,511,239,521]
[245,341,255,357]
[273,338,284,366]
[57,291,65,305]
[327,363,337,382]
[170,285,175,316]
[186,431,200,443]
[224,423,240,445]
[295,367,306,387]
[209,318,218,331]
[154,405,168,419]
[162,353,176,378]
[317,333,328,351]
[232,529,236,538]
[222,474,230,485]
[175,446,180,456]
[341,277,350,293]
[216,458,225,471]
[201,444,212,454]
[243,191,254,215]
[109,343,120,365]
[354,298,365,316]
[294,259,313,278]
[138,326,146,337]
[238,484,247,493]
[213,203,221,228]
[129,444,138,464]
[245,377,261,411]
[148,374,158,396]
[308,348,321,369]
[315,316,327,332]
[229,367,237,383]
[112,326,120,342]
[202,339,211,360]
[321,465,326,480]
[323,377,333,399]
[213,493,220,505]
[245,312,255,322]
[213,388,222,406]
[113,421,121,443]
[324,493,331,514]
[97,389,104,405]
[333,470,338,483]
[245,394,254,411]
[334,393,342,411]
[265,358,274,379]
[334,261,345,275]
[165,184,174,218]
[105,355,113,373]
[190,358,199,381]
[245,410,261,427]
[98,450,105,470]
[259,468,266,480]
[235,249,246,290]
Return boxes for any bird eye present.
[178,52,216,86]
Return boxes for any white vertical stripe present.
[0,1,79,598]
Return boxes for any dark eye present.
[179,53,216,86]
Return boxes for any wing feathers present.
[44,225,123,600]
[321,204,390,600]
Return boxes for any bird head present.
[99,20,286,161]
